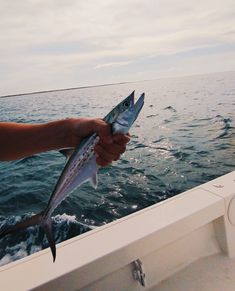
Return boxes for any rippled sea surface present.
[0,71,235,265]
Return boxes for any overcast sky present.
[1,0,235,95]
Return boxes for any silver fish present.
[0,91,145,261]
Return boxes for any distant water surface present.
[0,71,234,265]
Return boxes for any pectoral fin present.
[90,172,98,189]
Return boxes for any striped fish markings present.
[0,91,145,261]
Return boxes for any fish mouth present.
[115,120,129,127]
[133,92,145,117]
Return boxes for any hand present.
[67,118,130,167]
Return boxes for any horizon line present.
[0,81,133,99]
[0,70,234,99]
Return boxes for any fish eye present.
[123,101,129,108]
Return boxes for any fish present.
[0,91,145,262]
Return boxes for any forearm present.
[0,120,70,161]
[0,118,130,165]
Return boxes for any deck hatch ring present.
[133,259,146,287]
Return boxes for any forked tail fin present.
[0,212,56,262]
[41,218,56,262]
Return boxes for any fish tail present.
[0,212,56,262]
[41,217,56,262]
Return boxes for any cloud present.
[95,61,133,69]
[0,0,235,95]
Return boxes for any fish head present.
[111,91,145,134]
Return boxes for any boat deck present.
[153,254,235,291]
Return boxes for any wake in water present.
[0,213,95,266]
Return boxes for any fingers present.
[113,134,130,145]
[91,119,130,146]
[69,118,130,167]
[95,141,126,165]
[90,119,130,167]
[94,135,130,167]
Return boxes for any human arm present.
[0,118,130,165]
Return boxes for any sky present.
[0,0,235,96]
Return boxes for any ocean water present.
[0,71,234,265]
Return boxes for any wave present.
[0,213,96,266]
[180,115,234,141]
[163,106,177,112]
[214,115,233,139]
[146,114,158,118]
